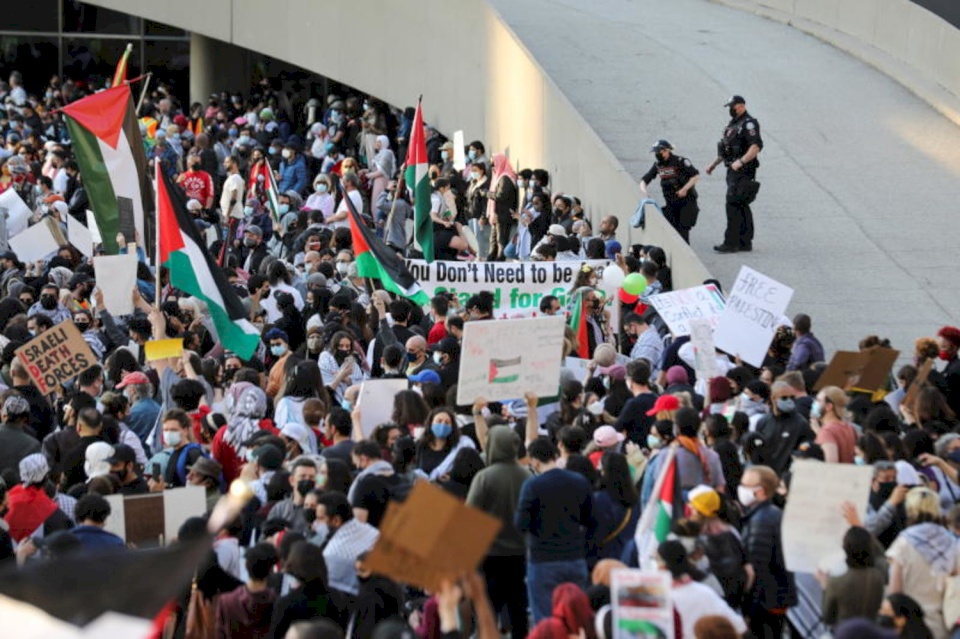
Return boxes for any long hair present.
[600,452,639,507]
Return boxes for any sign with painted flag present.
[60,83,154,258]
[611,569,674,639]
[647,283,726,336]
[456,315,565,404]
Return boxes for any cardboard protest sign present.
[144,338,183,362]
[782,460,871,573]
[647,284,725,336]
[903,359,934,409]
[366,481,501,591]
[404,259,610,318]
[0,188,33,237]
[814,351,868,391]
[357,379,409,437]
[713,266,793,367]
[456,315,565,405]
[8,219,62,263]
[67,214,94,258]
[611,569,674,639]
[93,253,137,315]
[104,487,207,546]
[851,346,900,394]
[15,321,96,395]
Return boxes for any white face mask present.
[586,401,604,416]
[432,351,444,366]
[336,262,350,276]
[311,521,329,540]
[738,485,758,507]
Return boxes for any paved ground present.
[490,0,960,360]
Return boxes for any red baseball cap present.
[645,394,680,416]
[116,371,150,389]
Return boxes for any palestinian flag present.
[652,451,678,542]
[157,162,260,360]
[61,83,154,257]
[488,357,521,384]
[634,448,681,568]
[112,43,133,87]
[263,162,283,226]
[404,98,433,262]
[342,184,430,306]
[569,291,591,358]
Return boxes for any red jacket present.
[214,584,277,639]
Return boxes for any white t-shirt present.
[260,282,305,322]
[333,189,364,228]
[671,580,747,639]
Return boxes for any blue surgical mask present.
[431,422,453,439]
[646,434,662,450]
[441,150,449,161]
[468,149,477,161]
[775,398,795,413]
[278,203,290,215]
[854,455,866,466]
[268,147,278,155]
[315,183,328,194]
[810,401,823,419]
[228,128,238,137]
[270,344,287,357]
[163,431,182,447]
[243,206,254,216]
[340,398,352,411]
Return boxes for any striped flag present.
[488,357,521,384]
[263,164,283,227]
[60,84,154,257]
[568,290,591,358]
[634,447,680,569]
[404,98,433,262]
[112,43,133,88]
[157,161,261,359]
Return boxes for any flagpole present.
[154,161,161,308]
[136,72,153,116]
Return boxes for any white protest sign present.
[9,221,60,263]
[647,284,725,336]
[103,486,206,545]
[712,266,793,367]
[0,188,33,237]
[688,318,719,381]
[405,259,609,319]
[611,569,674,639]
[93,253,137,315]
[67,214,94,258]
[85,210,103,245]
[782,459,871,573]
[457,315,566,404]
[358,378,409,437]
[452,130,466,171]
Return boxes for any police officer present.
[640,140,701,243]
[706,95,763,253]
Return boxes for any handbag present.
[185,574,216,639]
[601,508,633,546]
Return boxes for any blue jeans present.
[526,558,588,624]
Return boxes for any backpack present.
[174,443,222,489]
[702,531,748,605]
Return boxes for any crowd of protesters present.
[0,66,954,639]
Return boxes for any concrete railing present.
[712,0,960,128]
[83,0,712,288]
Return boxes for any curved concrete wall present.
[713,0,960,127]
[82,0,711,289]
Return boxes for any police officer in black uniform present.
[640,140,701,243]
[707,95,763,253]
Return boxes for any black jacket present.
[931,356,960,418]
[741,500,796,610]
[754,412,815,476]
[269,580,349,639]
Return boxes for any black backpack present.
[702,531,748,605]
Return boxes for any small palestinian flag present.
[342,184,430,306]
[488,357,521,384]
[652,451,678,542]
[568,291,591,358]
[61,83,154,257]
[404,97,433,262]
[157,162,261,360]
[263,163,283,226]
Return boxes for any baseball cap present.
[116,371,150,389]
[649,139,673,152]
[67,273,94,289]
[548,224,567,237]
[593,425,625,448]
[0,250,16,261]
[409,369,441,385]
[688,485,721,517]
[106,443,137,466]
[724,95,746,106]
[434,336,460,357]
[646,394,680,416]
[251,444,284,471]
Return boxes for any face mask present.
[586,401,604,416]
[775,398,795,413]
[271,344,287,357]
[873,481,897,503]
[243,236,257,248]
[471,172,481,181]
[876,615,895,629]
[281,149,292,159]
[468,150,476,160]
[336,262,350,276]
[406,351,419,363]
[114,467,127,481]
[431,422,453,439]
[278,203,290,215]
[441,150,449,161]
[948,450,960,465]
[40,295,57,310]
[740,396,767,416]
[307,337,322,351]
[646,434,662,449]
[228,128,238,137]
[302,507,316,524]
[518,179,527,188]
[432,352,444,366]
[334,350,351,365]
[330,110,339,118]
[810,401,823,419]
[163,431,182,447]
[311,521,329,539]
[340,398,352,411]
[737,485,757,507]
[243,206,254,216]
[315,183,328,193]
[854,455,866,466]
[939,349,953,361]
[728,106,738,118]
[268,147,278,156]
[296,479,314,496]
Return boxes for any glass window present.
[0,37,60,94]
[62,38,140,87]
[144,20,186,37]
[144,39,189,97]
[0,1,60,32]
[62,0,141,35]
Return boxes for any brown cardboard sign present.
[365,481,501,591]
[814,351,868,392]
[852,347,901,393]
[14,320,96,395]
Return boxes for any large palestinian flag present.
[157,163,261,360]
[404,98,433,262]
[61,84,154,257]
[342,185,430,306]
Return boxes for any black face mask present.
[334,350,350,365]
[870,481,897,509]
[114,468,127,481]
[302,507,316,524]
[876,615,896,629]
[728,106,738,118]
[40,295,57,310]
[297,479,314,497]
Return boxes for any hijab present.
[223,382,268,452]
[486,153,518,218]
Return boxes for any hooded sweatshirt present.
[214,584,277,639]
[466,426,531,556]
